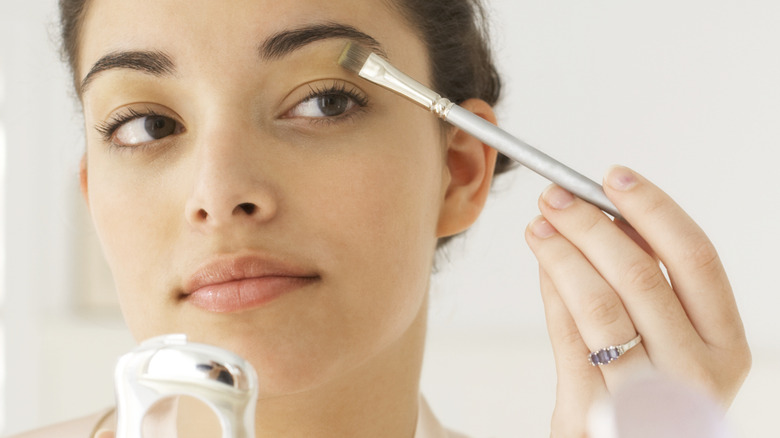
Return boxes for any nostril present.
[237,203,257,215]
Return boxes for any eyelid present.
[279,79,370,120]
[94,105,185,154]
[95,105,183,142]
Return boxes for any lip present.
[182,255,319,313]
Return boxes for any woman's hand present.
[524,166,750,437]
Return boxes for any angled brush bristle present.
[338,42,372,74]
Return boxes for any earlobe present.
[79,154,89,207]
[436,99,499,238]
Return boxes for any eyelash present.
[95,107,159,143]
[303,82,369,108]
[94,82,370,145]
[290,82,370,125]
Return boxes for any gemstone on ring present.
[588,334,642,366]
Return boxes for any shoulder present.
[5,409,114,438]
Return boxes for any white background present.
[1,0,779,436]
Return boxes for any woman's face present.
[79,0,457,395]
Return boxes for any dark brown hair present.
[58,0,89,91]
[388,0,513,178]
[58,0,511,173]
[58,0,513,249]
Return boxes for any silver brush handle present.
[114,334,258,438]
[445,105,622,220]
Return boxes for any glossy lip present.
[182,255,320,313]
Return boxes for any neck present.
[175,296,429,438]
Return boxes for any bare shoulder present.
[5,409,114,438]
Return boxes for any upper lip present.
[182,254,319,296]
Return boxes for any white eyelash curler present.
[114,334,259,438]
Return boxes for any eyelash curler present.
[114,334,259,438]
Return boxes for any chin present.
[161,323,359,398]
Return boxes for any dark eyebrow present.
[260,22,386,60]
[80,50,176,95]
[80,24,383,95]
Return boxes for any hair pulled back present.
[58,0,511,176]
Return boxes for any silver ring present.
[588,334,642,366]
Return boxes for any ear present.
[436,99,499,238]
[79,154,89,206]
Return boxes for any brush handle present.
[445,105,623,220]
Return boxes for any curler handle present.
[114,334,258,438]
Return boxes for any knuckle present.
[684,238,722,273]
[735,345,753,379]
[694,344,752,403]
[545,250,581,277]
[724,340,752,380]
[577,211,607,237]
[691,365,720,393]
[622,259,667,293]
[641,193,670,218]
[676,355,722,394]
[557,327,585,349]
[583,293,624,327]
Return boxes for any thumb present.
[94,430,114,438]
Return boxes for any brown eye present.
[316,94,352,117]
[113,115,181,146]
[288,92,357,119]
[144,116,177,139]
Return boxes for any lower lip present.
[185,276,317,313]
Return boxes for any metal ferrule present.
[432,98,456,119]
[359,53,450,116]
[354,50,623,220]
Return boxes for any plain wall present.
[2,0,779,436]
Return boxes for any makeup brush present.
[339,42,622,220]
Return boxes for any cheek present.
[90,171,175,260]
[298,116,446,313]
[86,157,182,329]
[315,121,443,248]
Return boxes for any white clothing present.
[415,396,471,438]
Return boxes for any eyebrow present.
[80,50,175,94]
[80,22,386,95]
[260,22,386,60]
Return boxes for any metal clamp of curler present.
[114,334,259,438]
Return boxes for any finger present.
[527,216,649,390]
[537,184,701,364]
[538,267,604,434]
[614,218,656,260]
[539,266,605,389]
[603,166,746,348]
[94,431,114,438]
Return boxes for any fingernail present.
[529,216,557,239]
[606,165,639,191]
[542,185,575,210]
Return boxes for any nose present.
[184,126,278,230]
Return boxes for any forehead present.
[78,0,425,80]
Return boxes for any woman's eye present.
[112,115,179,146]
[286,92,361,119]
